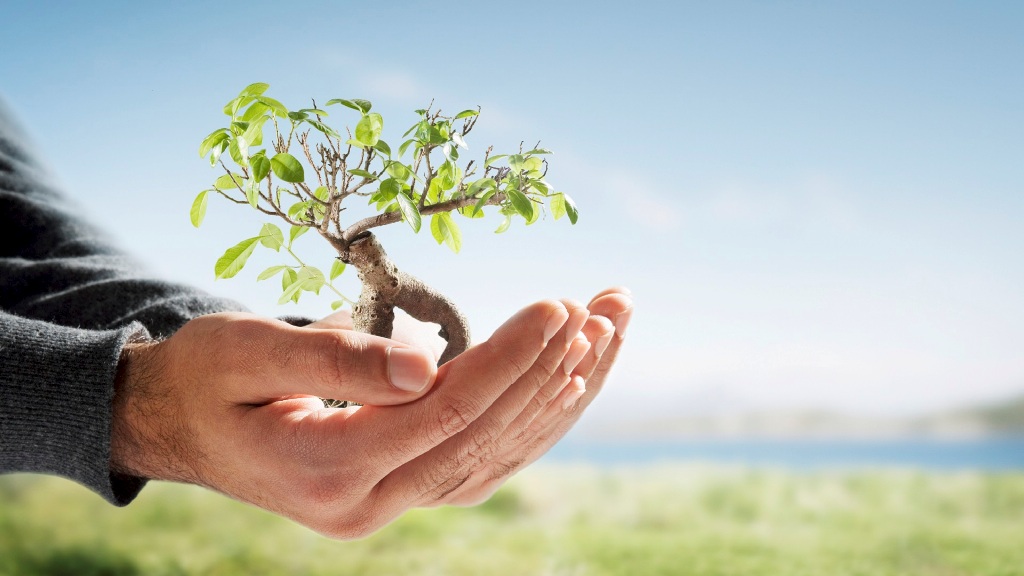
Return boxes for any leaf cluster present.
[192,83,577,307]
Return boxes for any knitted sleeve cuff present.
[0,312,150,505]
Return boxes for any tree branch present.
[342,191,506,243]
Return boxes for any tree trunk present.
[337,232,470,366]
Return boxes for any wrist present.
[111,339,202,484]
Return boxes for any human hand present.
[109,296,608,538]
[427,287,633,506]
[305,287,633,508]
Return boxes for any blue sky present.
[2,1,1022,418]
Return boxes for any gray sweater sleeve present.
[0,100,247,505]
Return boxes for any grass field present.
[2,464,1023,575]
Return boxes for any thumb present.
[249,324,437,406]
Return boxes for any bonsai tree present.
[191,83,578,368]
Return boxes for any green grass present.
[2,465,1023,575]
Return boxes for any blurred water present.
[543,437,1024,470]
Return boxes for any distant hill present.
[950,395,1024,433]
[582,393,1024,441]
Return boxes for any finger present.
[448,302,590,471]
[568,315,614,381]
[440,374,588,507]
[334,299,571,470]
[371,303,589,508]
[235,319,437,405]
[447,293,633,500]
[306,309,355,331]
[588,292,633,339]
[587,286,632,307]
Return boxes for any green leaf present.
[288,200,319,221]
[523,156,544,176]
[495,214,512,233]
[289,225,309,245]
[385,161,413,182]
[257,265,289,281]
[240,102,271,122]
[305,118,340,138]
[508,154,526,172]
[326,98,371,113]
[440,212,461,253]
[437,161,461,191]
[331,300,344,311]
[190,191,209,228]
[454,109,479,119]
[298,266,326,294]
[563,192,579,224]
[398,138,416,158]
[199,130,229,158]
[550,193,567,221]
[298,108,329,117]
[240,82,270,97]
[430,212,447,245]
[282,267,298,290]
[485,154,507,167]
[373,139,392,156]
[209,140,229,166]
[223,95,252,117]
[245,180,260,208]
[471,188,496,216]
[287,111,308,122]
[425,178,443,204]
[242,118,265,146]
[355,113,384,147]
[459,203,486,218]
[214,237,260,279]
[278,273,304,304]
[467,177,497,197]
[395,192,421,233]
[271,153,304,183]
[259,223,284,251]
[314,186,330,202]
[254,96,288,118]
[524,148,553,155]
[378,178,401,201]
[214,173,241,190]
[529,178,552,195]
[250,154,271,182]
[348,168,376,180]
[426,125,447,144]
[506,188,535,221]
[330,259,346,280]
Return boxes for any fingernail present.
[563,338,591,375]
[387,347,433,392]
[614,308,633,338]
[543,310,568,343]
[565,309,590,344]
[594,330,613,357]
[562,384,586,411]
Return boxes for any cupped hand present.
[110,295,616,539]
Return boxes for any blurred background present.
[2,1,1023,574]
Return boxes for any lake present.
[542,436,1024,470]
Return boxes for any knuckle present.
[434,397,478,440]
[297,472,344,508]
[318,509,378,541]
[487,456,528,482]
[462,429,498,467]
[412,455,460,499]
[308,331,360,390]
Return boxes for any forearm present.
[0,311,150,504]
[0,98,245,504]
